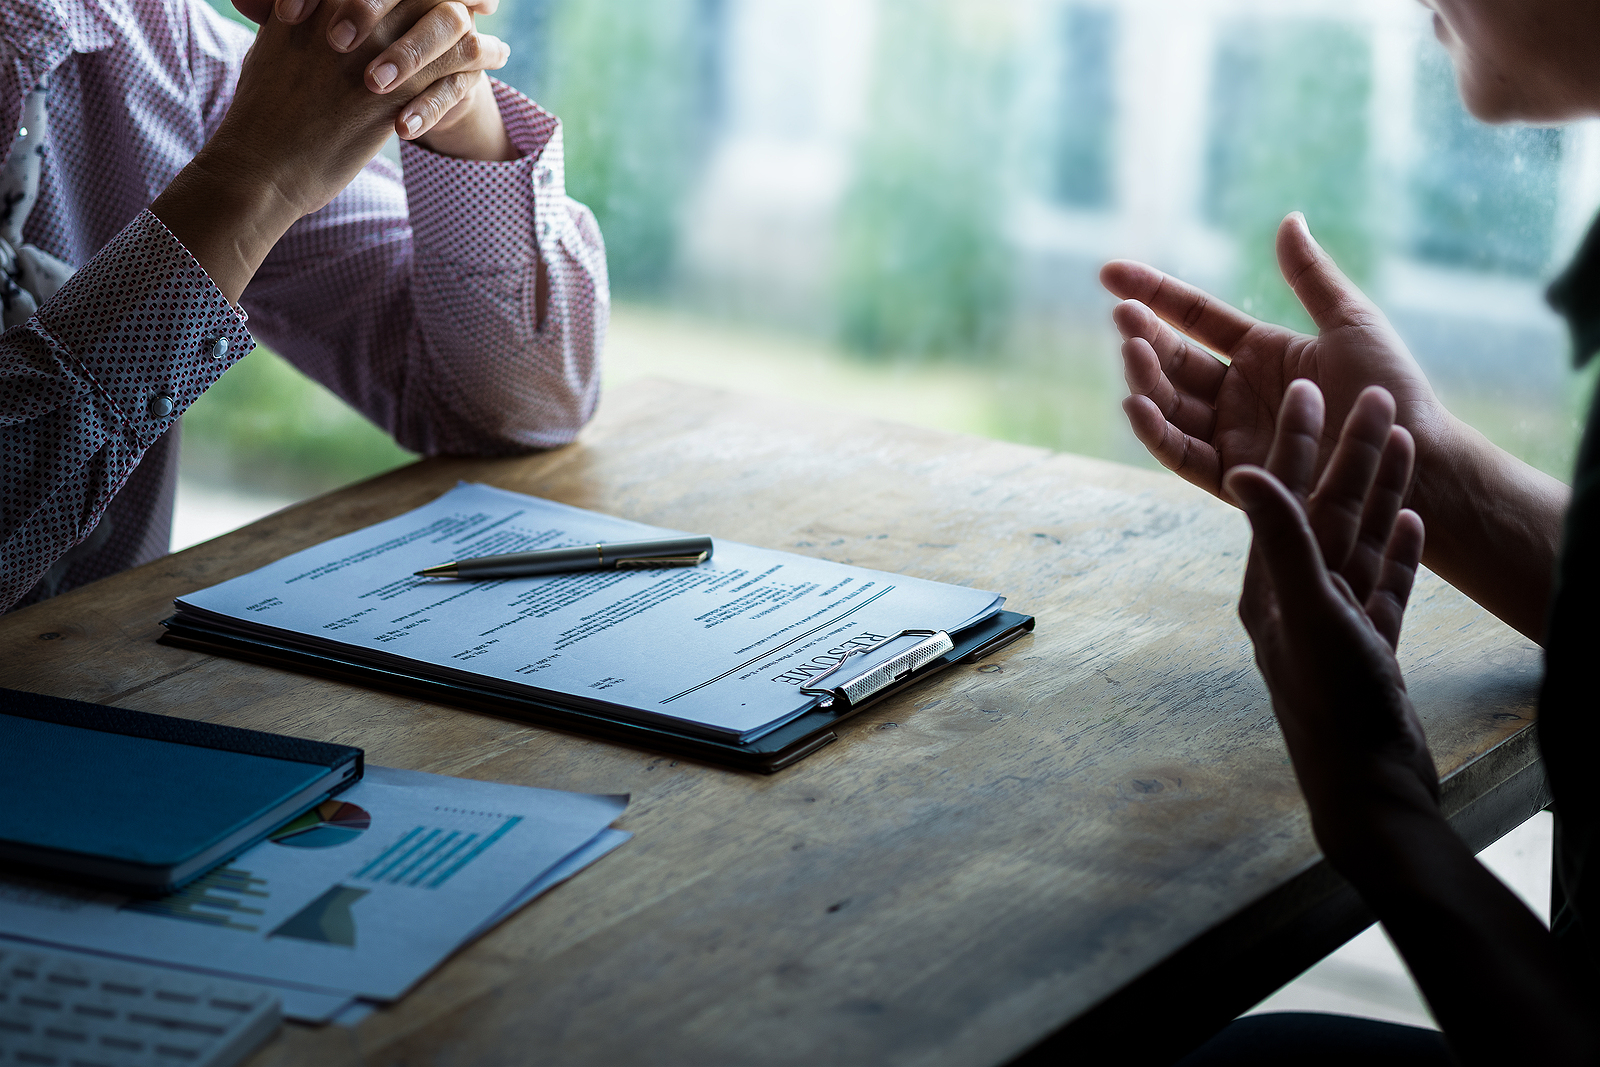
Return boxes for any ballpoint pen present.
[414,536,713,579]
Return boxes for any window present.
[181,0,1598,547]
[1053,5,1115,210]
[1204,19,1371,327]
[1410,49,1562,278]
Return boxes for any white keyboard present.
[0,945,279,1067]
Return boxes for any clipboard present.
[159,610,1034,773]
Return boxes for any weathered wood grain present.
[0,379,1541,1066]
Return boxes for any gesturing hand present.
[1101,214,1448,504]
[1225,379,1440,865]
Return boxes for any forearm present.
[387,86,595,449]
[0,215,254,609]
[243,108,599,455]
[248,208,586,453]
[1330,796,1595,1064]
[1410,412,1569,643]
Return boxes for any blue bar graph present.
[354,816,523,888]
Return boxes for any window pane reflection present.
[183,0,1600,543]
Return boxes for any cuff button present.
[147,394,174,419]
[205,336,229,361]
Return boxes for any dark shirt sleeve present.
[1540,313,1600,999]
[0,212,253,611]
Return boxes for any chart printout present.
[175,484,1004,740]
[0,768,627,1002]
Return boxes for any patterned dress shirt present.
[0,0,609,612]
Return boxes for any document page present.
[0,768,627,1003]
[175,484,1003,740]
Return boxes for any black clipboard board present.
[159,610,1034,773]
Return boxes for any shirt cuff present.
[400,79,566,271]
[33,210,255,450]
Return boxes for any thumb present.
[1276,213,1377,333]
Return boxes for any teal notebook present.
[0,689,362,894]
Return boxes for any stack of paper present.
[0,767,628,1023]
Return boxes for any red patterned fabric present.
[0,0,608,612]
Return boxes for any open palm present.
[1100,213,1446,501]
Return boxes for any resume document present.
[173,484,1004,741]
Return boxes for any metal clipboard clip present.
[799,629,955,709]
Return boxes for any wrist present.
[1404,406,1475,529]
[1310,765,1449,889]
[1403,403,1567,642]
[413,77,517,162]
[151,147,305,303]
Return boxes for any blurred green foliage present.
[507,0,719,295]
[1205,20,1373,331]
[834,0,1014,359]
[1449,359,1597,480]
[182,349,413,495]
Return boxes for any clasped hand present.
[216,0,511,221]
[1226,379,1441,866]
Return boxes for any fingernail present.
[279,0,305,20]
[403,114,423,137]
[371,62,398,90]
[330,20,357,50]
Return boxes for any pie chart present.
[269,799,371,849]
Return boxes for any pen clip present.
[612,552,711,570]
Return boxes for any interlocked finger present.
[323,0,386,50]
[291,0,498,52]
[398,69,485,139]
[367,1,473,92]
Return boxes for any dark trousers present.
[1175,1012,1454,1066]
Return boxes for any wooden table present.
[0,379,1547,1066]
